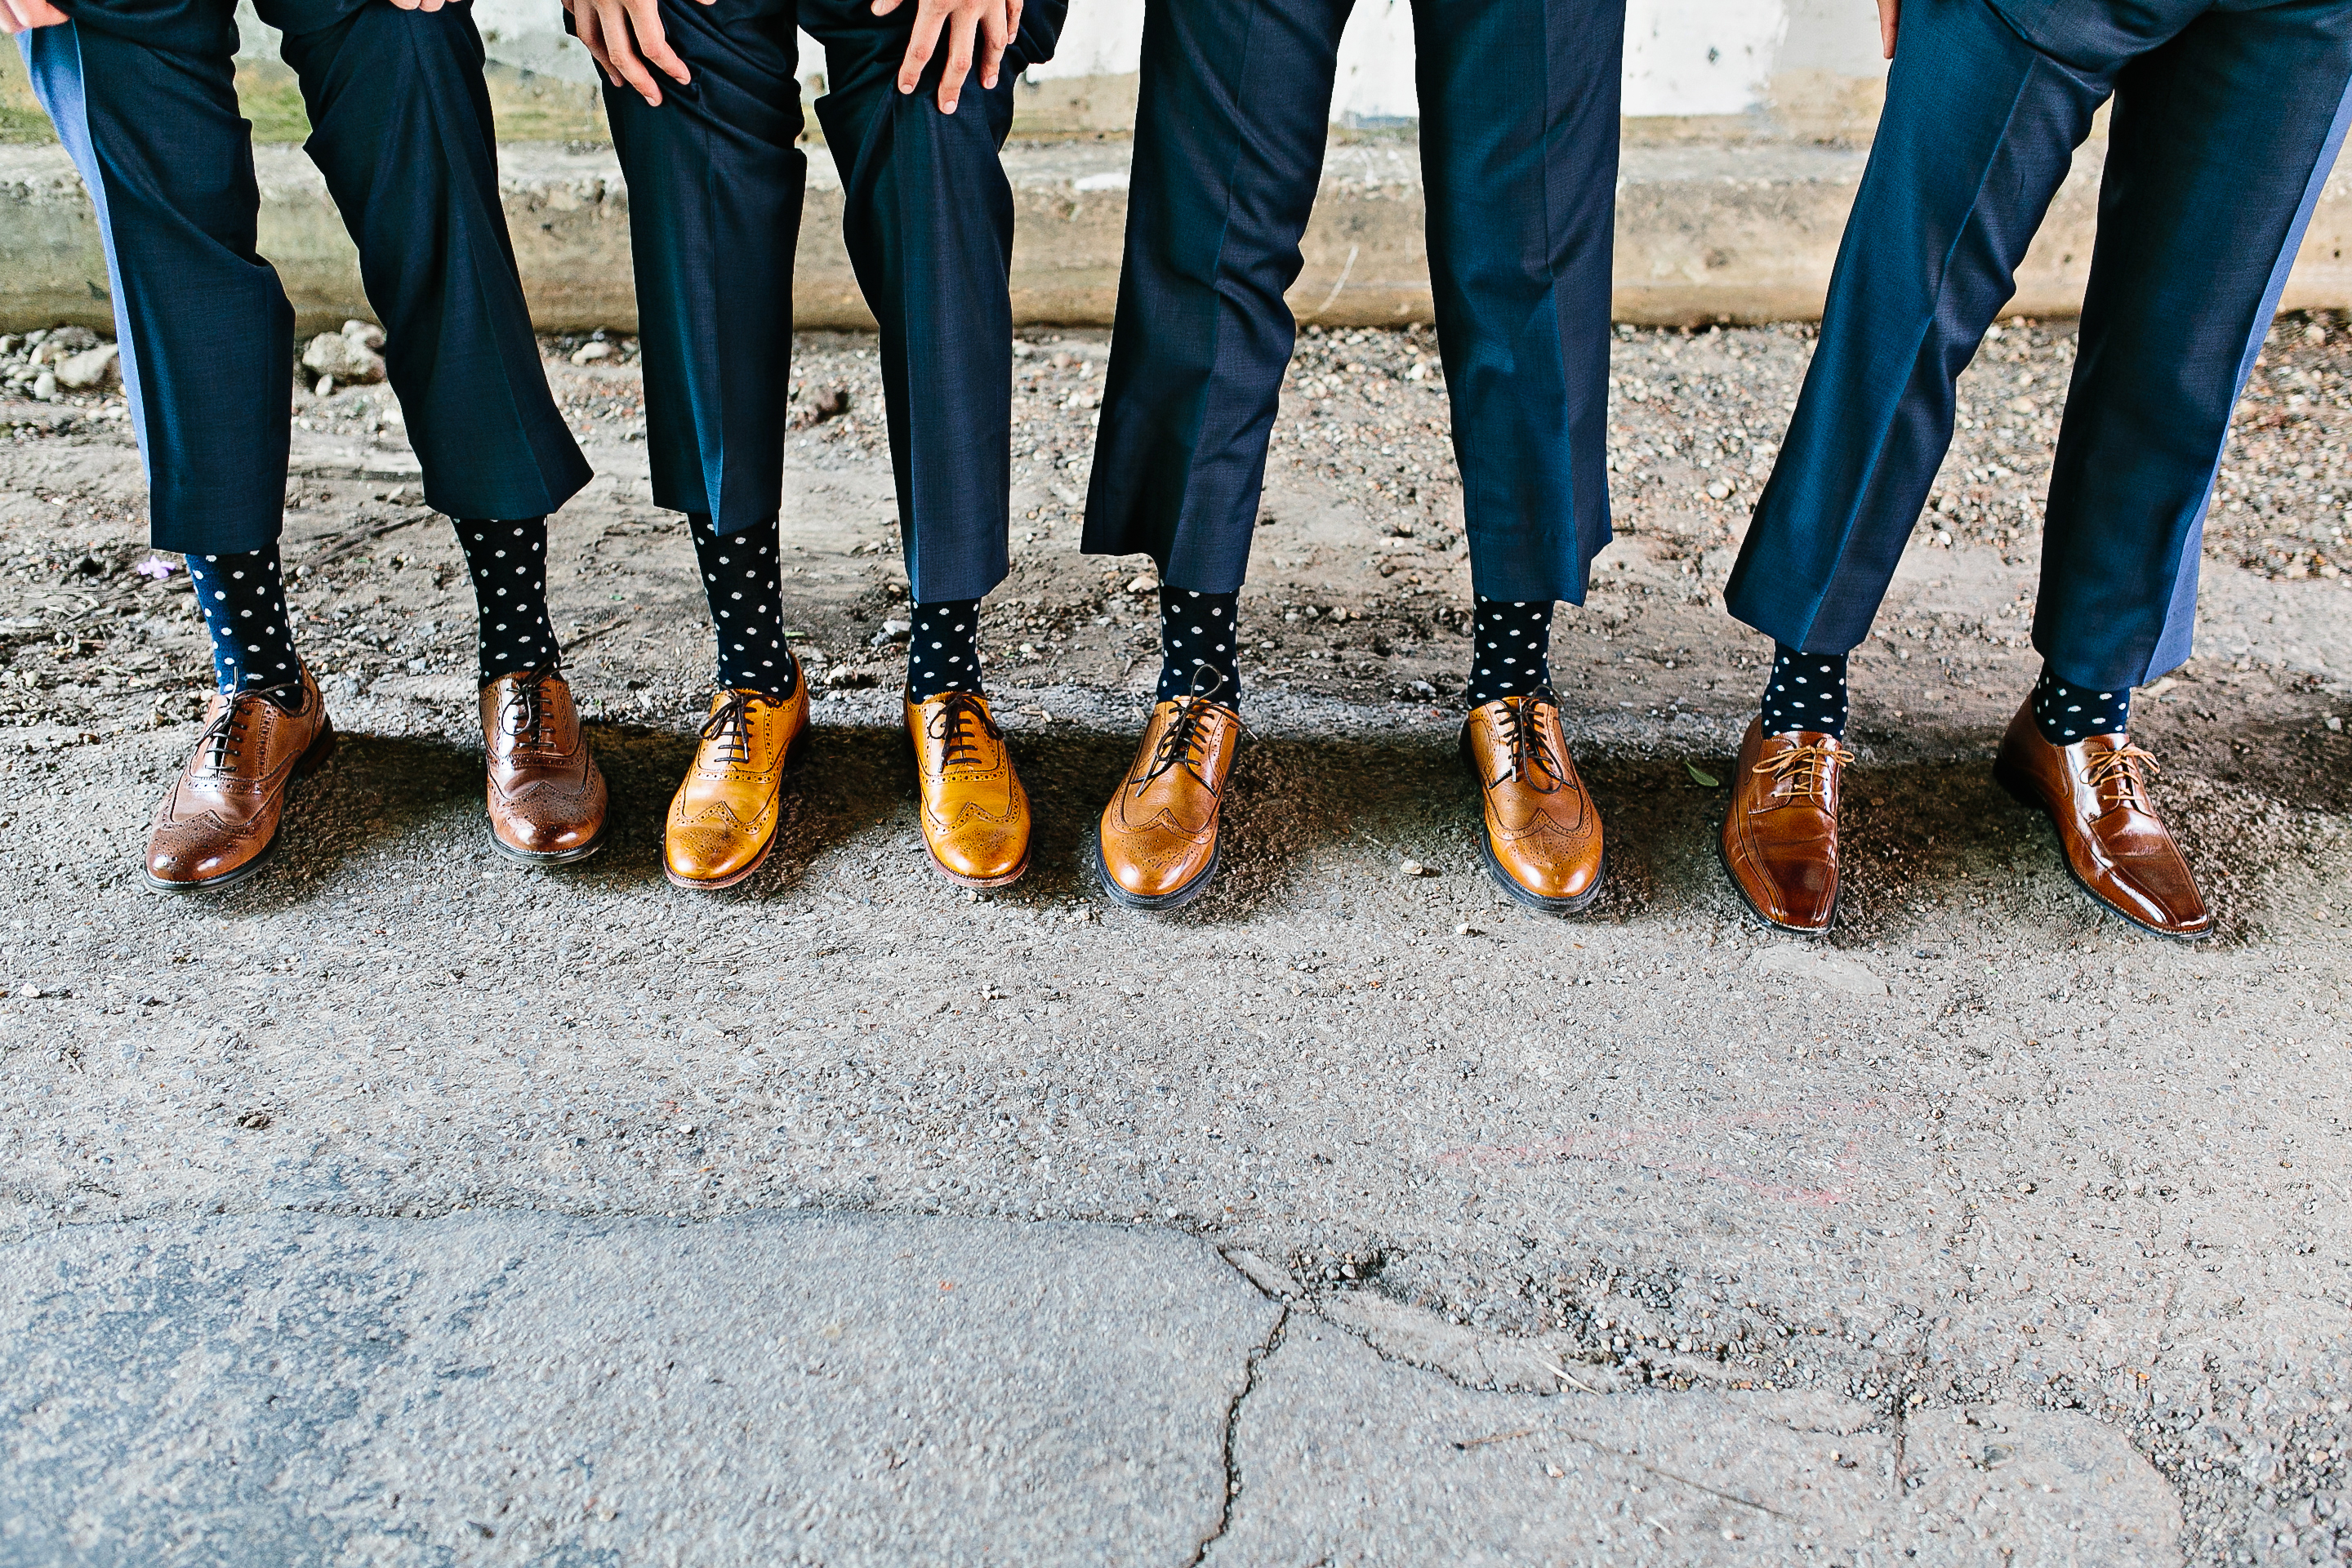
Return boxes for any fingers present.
[871,0,905,11]
[1878,0,1899,58]
[627,0,695,84]
[590,0,668,104]
[572,4,621,87]
[0,0,68,31]
[978,0,1009,91]
[937,7,978,111]
[897,0,948,95]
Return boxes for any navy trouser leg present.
[20,8,294,556]
[804,0,1065,601]
[599,0,805,534]
[1723,0,2107,656]
[2034,0,2352,688]
[604,0,1061,603]
[1084,0,1620,599]
[1416,0,1623,602]
[275,0,590,523]
[1081,0,1345,595]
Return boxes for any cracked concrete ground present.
[2,323,2350,1565]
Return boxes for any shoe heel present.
[1991,753,2040,813]
[296,719,337,778]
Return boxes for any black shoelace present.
[1138,666,1239,793]
[497,660,563,749]
[1486,685,1566,794]
[927,691,1000,771]
[701,688,759,768]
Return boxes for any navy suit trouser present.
[18,0,590,555]
[600,0,1062,603]
[1081,0,1624,602]
[1725,0,2352,691]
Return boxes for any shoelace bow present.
[1138,666,1240,793]
[2081,743,2158,812]
[1753,737,1844,804]
[1489,687,1568,795]
[927,691,1001,772]
[701,687,760,768]
[499,661,563,748]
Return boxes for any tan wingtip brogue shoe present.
[906,690,1031,889]
[664,684,809,891]
[1459,686,1605,915]
[145,666,336,893]
[1718,717,1846,935]
[1094,684,1243,911]
[1993,701,2212,940]
[481,665,608,865]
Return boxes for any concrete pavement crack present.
[1186,1301,1289,1567]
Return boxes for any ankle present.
[2029,666,2128,746]
[1759,644,1848,737]
[1156,586,1241,705]
[1464,595,1555,706]
[906,598,983,701]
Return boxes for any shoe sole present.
[664,724,808,893]
[1992,755,2213,942]
[1092,824,1220,911]
[1457,725,1606,915]
[927,847,1030,890]
[490,815,608,867]
[143,717,338,894]
[1475,829,1606,916]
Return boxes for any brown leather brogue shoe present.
[1460,687,1604,914]
[1719,718,1846,934]
[145,666,336,892]
[906,691,1030,888]
[1993,702,2211,939]
[1094,688,1243,910]
[665,684,808,890]
[481,665,608,865]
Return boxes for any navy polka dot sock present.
[906,598,983,701]
[688,512,799,699]
[1157,586,1241,706]
[1760,644,1848,737]
[184,543,302,710]
[2029,666,2128,746]
[1464,596,1555,707]
[454,516,558,684]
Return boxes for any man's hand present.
[569,0,710,107]
[1878,0,1898,59]
[0,0,70,35]
[873,0,1022,115]
[386,0,451,14]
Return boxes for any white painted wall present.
[448,0,1884,119]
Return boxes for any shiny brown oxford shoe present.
[664,684,808,890]
[1094,681,1244,911]
[1719,718,1846,934]
[1459,687,1605,914]
[906,690,1030,888]
[1993,702,2212,939]
[145,666,336,892]
[480,665,608,865]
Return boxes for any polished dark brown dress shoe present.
[481,666,608,865]
[1718,718,1846,934]
[1460,687,1604,913]
[1094,688,1242,910]
[1993,702,2211,939]
[145,666,336,892]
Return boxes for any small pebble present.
[1400,860,1434,877]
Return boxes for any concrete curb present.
[5,137,2351,336]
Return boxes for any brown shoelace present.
[1488,685,1568,794]
[926,691,1001,772]
[1753,737,1845,804]
[1138,666,1239,793]
[2081,742,2158,813]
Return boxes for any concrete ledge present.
[5,136,2351,335]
